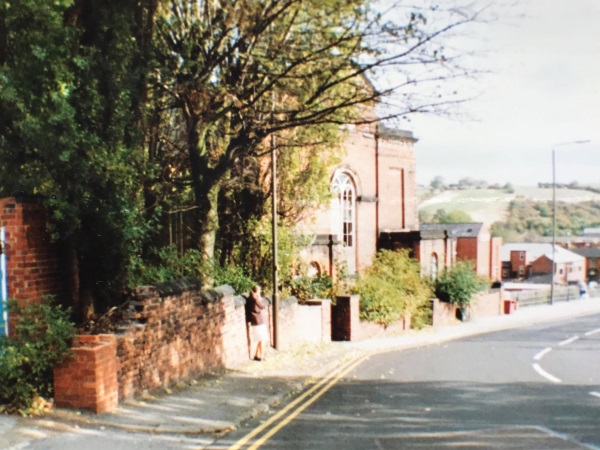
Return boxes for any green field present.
[418,187,600,225]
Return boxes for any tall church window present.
[332,172,356,247]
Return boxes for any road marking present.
[590,391,600,398]
[532,363,562,383]
[228,352,370,450]
[559,336,580,346]
[534,347,553,361]
[585,328,600,337]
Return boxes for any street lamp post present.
[550,140,590,305]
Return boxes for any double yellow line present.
[228,351,371,450]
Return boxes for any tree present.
[434,261,487,305]
[430,209,473,224]
[148,0,489,263]
[0,0,157,316]
[0,0,492,311]
[430,175,446,191]
[356,249,433,327]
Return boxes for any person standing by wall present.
[247,285,268,361]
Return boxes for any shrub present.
[127,246,205,288]
[289,274,334,303]
[355,249,432,328]
[435,261,488,306]
[210,263,256,294]
[0,298,75,414]
[127,246,256,294]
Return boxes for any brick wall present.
[431,298,457,327]
[470,289,503,318]
[0,198,66,313]
[431,288,503,326]
[359,315,412,340]
[274,298,331,350]
[456,237,478,265]
[115,283,248,400]
[54,284,333,412]
[54,335,118,413]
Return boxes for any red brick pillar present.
[0,197,66,310]
[54,334,118,413]
[331,295,360,341]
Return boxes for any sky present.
[404,0,600,187]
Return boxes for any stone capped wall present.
[274,298,331,350]
[54,284,334,413]
[116,283,248,400]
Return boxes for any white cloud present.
[408,0,600,186]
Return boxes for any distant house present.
[501,243,585,284]
[570,247,600,281]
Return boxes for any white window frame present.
[331,171,356,248]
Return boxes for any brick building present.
[570,247,600,281]
[501,242,585,284]
[379,222,502,282]
[419,223,501,281]
[297,122,422,277]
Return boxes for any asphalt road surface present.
[219,314,600,450]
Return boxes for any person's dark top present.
[248,290,267,326]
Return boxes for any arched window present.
[331,171,356,248]
[430,253,439,280]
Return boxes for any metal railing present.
[512,285,599,308]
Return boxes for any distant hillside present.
[418,186,600,227]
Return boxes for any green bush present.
[128,245,257,294]
[435,261,488,305]
[355,249,432,328]
[0,298,75,414]
[210,263,256,294]
[127,246,205,287]
[289,274,334,303]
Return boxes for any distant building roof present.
[501,242,584,263]
[420,223,484,238]
[570,247,600,258]
[378,126,418,142]
[583,227,600,237]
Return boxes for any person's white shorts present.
[252,324,269,342]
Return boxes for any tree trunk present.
[187,122,222,264]
[198,182,220,262]
[65,242,82,323]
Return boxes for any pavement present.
[3,297,600,446]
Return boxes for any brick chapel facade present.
[297,120,426,278]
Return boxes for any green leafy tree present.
[148,0,487,263]
[0,1,156,316]
[491,199,600,242]
[355,249,432,327]
[430,209,474,224]
[434,261,487,305]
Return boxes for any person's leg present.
[254,340,263,360]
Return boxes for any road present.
[219,314,600,450]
